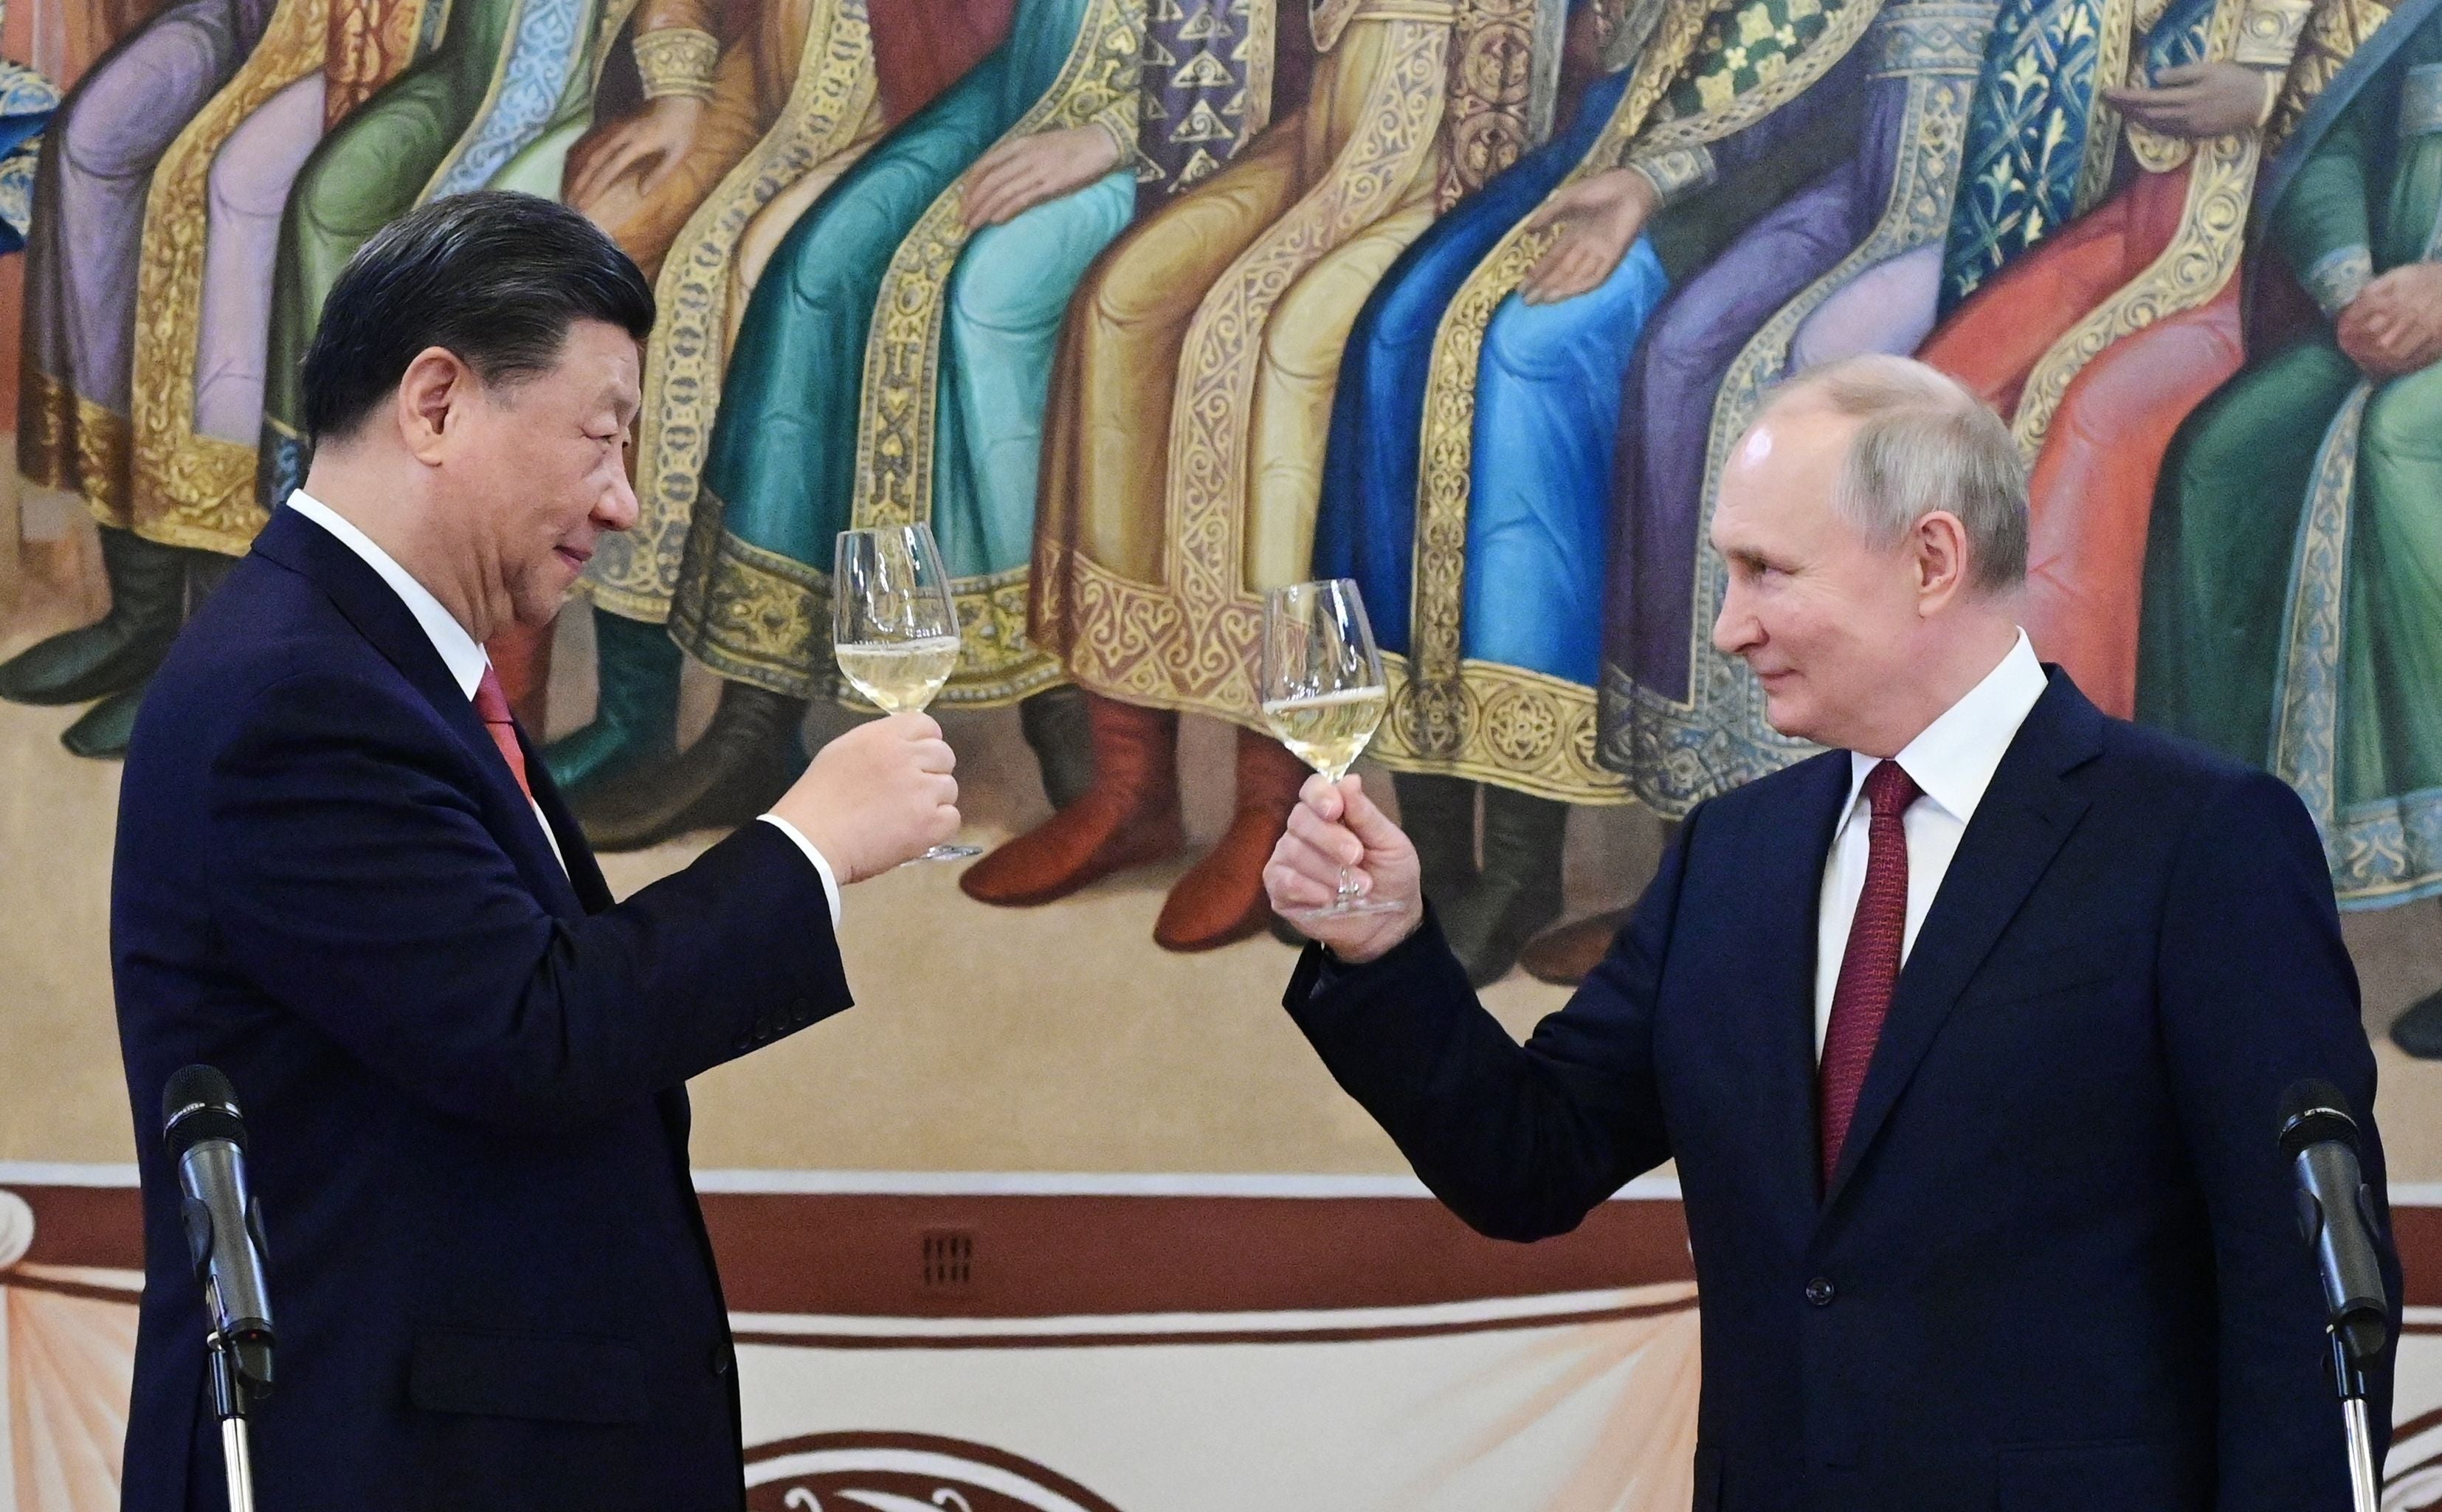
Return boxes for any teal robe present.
[669,0,1134,703]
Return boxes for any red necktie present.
[1818,759,1922,1185]
[472,665,533,801]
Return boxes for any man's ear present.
[396,347,471,465]
[1913,509,1973,615]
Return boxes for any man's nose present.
[1712,587,1757,657]
[596,467,641,532]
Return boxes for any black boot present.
[1392,773,1480,912]
[576,680,809,852]
[61,545,239,760]
[1019,683,1094,812]
[1441,788,1567,987]
[0,526,187,705]
[2391,987,2442,1058]
[541,607,683,798]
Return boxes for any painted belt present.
[1872,0,2000,77]
[2401,62,2442,138]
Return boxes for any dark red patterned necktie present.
[1819,759,1922,1185]
[473,665,533,801]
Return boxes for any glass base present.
[1288,894,1406,919]
[911,843,984,863]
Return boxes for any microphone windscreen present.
[162,1065,246,1156]
[2278,1077,2358,1160]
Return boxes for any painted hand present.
[959,125,1125,230]
[1263,774,1425,962]
[565,95,708,210]
[1520,168,1659,305]
[2338,263,2442,379]
[2101,61,2272,139]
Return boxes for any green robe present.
[2138,2,2442,906]
[255,0,626,505]
[666,0,1138,705]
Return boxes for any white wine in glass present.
[832,523,980,861]
[1259,579,1401,917]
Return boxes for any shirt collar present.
[284,489,489,700]
[1841,629,2048,827]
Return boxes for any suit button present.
[1804,1277,1836,1308]
[709,1341,735,1376]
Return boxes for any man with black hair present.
[110,190,960,1511]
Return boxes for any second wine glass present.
[1258,579,1401,917]
[832,522,980,862]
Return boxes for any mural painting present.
[5,0,2442,1497]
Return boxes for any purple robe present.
[1597,0,2001,805]
[193,72,325,443]
[19,0,280,500]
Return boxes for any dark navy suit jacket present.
[112,507,851,1511]
[1289,672,2400,1511]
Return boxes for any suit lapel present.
[253,508,590,919]
[1745,751,1856,1218]
[1820,672,2103,1208]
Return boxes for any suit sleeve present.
[1282,812,1696,1241]
[202,669,855,1133]
[2154,767,2401,1511]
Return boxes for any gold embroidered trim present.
[1368,652,1634,802]
[1626,141,1717,201]
[2077,0,2142,213]
[1244,0,1277,136]
[2234,0,2313,61]
[2266,0,2387,150]
[670,488,1061,703]
[632,24,720,97]
[2010,0,2262,454]
[73,395,134,530]
[127,0,334,556]
[1438,0,1547,209]
[846,0,1142,540]
[1398,0,1883,751]
[1148,17,1447,711]
[1049,17,1454,722]
[601,0,880,623]
[19,367,77,491]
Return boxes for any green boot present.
[1019,683,1094,812]
[1441,787,1567,988]
[59,545,241,760]
[0,526,188,705]
[1391,773,1480,912]
[576,680,809,852]
[541,606,683,798]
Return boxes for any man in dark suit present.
[111,192,962,1511]
[1265,354,2401,1510]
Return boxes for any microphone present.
[163,1066,275,1403]
[2278,1078,2388,1365]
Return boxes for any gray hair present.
[1760,354,2029,594]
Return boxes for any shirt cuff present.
[756,814,842,928]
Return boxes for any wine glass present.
[832,523,980,862]
[1259,579,1401,917]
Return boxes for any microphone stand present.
[2332,1330,2381,1512]
[207,1329,258,1512]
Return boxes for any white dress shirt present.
[284,492,841,924]
[1811,630,2047,1057]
